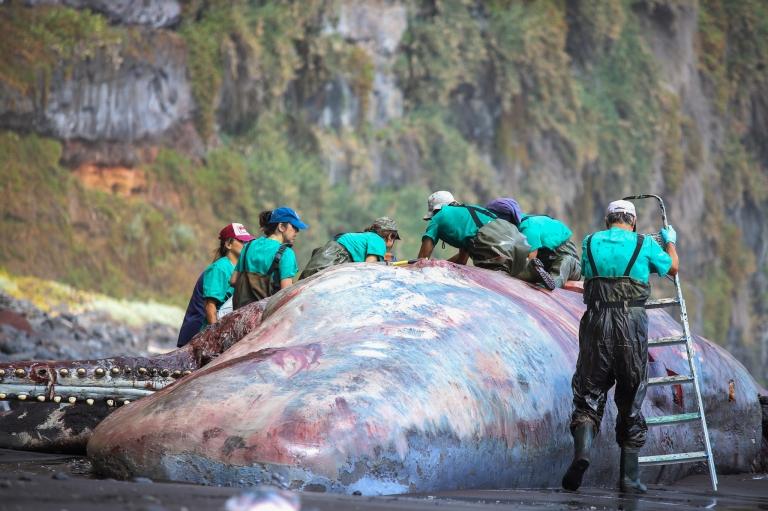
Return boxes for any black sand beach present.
[1,449,765,511]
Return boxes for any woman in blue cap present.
[230,207,308,309]
[177,223,256,347]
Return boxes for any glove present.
[661,225,677,245]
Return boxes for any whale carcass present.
[87,261,765,494]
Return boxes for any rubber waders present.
[562,424,593,490]
[619,448,647,493]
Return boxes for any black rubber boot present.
[562,424,593,491]
[531,258,557,290]
[619,449,647,493]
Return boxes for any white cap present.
[606,199,636,217]
[424,191,455,220]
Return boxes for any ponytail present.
[212,239,228,262]
[259,210,278,236]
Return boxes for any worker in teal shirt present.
[177,223,256,347]
[300,217,400,279]
[417,191,529,276]
[486,198,581,289]
[562,199,678,494]
[230,207,307,309]
[580,227,672,283]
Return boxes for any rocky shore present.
[0,291,177,362]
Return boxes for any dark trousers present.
[570,305,649,449]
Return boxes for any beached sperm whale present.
[87,261,765,494]
[0,300,266,452]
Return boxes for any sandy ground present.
[0,449,766,511]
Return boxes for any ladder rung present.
[646,412,700,426]
[648,336,687,347]
[642,232,664,246]
[648,374,694,386]
[645,298,681,309]
[639,451,708,466]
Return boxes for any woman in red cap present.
[176,223,256,347]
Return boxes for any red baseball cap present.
[219,223,256,242]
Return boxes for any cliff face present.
[0,0,766,384]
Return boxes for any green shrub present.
[0,4,125,94]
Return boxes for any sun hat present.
[372,217,401,239]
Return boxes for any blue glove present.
[661,225,677,245]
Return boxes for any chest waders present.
[299,236,354,280]
[461,206,530,276]
[232,242,291,310]
[563,234,651,493]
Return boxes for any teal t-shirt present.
[581,227,672,284]
[202,256,235,305]
[423,204,496,249]
[519,215,572,252]
[336,232,387,262]
[235,237,299,280]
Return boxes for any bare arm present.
[279,278,293,290]
[204,299,218,325]
[666,243,679,276]
[417,238,435,259]
[365,255,379,263]
[447,249,470,265]
[527,249,539,260]
[229,271,240,287]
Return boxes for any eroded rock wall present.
[0,0,766,383]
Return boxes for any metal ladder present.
[623,194,718,492]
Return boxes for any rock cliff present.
[0,0,766,384]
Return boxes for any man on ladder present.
[562,199,678,493]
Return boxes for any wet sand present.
[0,449,765,511]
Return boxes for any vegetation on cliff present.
[0,5,125,95]
[0,0,766,381]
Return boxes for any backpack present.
[232,242,291,309]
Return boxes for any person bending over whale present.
[416,191,529,277]
[299,217,400,280]
[485,197,581,290]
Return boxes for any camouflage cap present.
[372,217,401,239]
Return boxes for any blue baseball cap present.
[269,206,309,230]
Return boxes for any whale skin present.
[87,261,764,494]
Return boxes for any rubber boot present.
[562,424,593,491]
[531,258,557,290]
[619,449,647,493]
